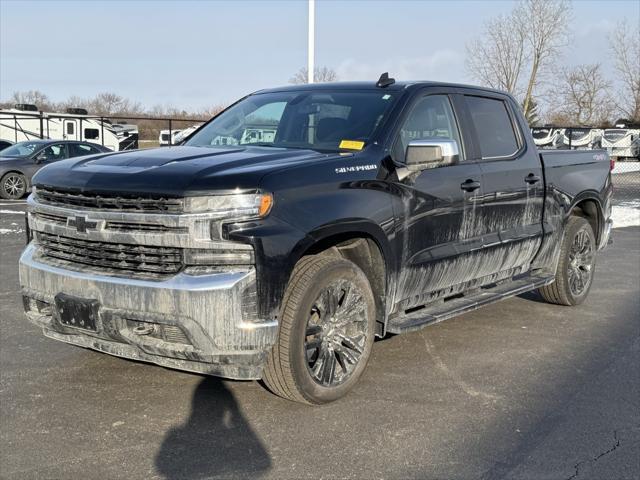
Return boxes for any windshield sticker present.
[339,140,365,151]
[335,164,377,174]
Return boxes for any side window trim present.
[391,91,467,164]
[463,93,525,162]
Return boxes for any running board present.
[387,274,554,334]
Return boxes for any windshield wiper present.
[245,142,281,148]
[242,142,338,154]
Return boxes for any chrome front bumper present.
[19,243,278,380]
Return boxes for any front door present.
[463,93,544,278]
[391,93,484,311]
[64,120,78,140]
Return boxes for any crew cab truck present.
[19,75,613,404]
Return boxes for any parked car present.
[0,140,111,199]
[0,139,14,151]
[20,76,612,404]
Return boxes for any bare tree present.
[9,90,54,110]
[59,95,86,110]
[197,105,226,118]
[466,12,527,96]
[525,98,541,125]
[87,92,142,116]
[552,64,613,125]
[609,21,640,123]
[466,0,569,119]
[1,90,222,121]
[519,0,571,117]
[289,66,338,84]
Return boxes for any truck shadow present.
[155,377,271,479]
[517,290,548,304]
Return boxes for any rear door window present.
[466,96,520,159]
[69,143,102,157]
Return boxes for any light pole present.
[308,0,315,83]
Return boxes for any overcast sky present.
[1,0,638,110]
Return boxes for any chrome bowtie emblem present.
[67,216,98,233]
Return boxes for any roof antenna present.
[376,72,395,88]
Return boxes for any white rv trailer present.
[601,128,640,160]
[109,122,139,150]
[0,105,136,151]
[531,127,564,148]
[158,129,183,146]
[559,127,603,149]
[173,124,201,144]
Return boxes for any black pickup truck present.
[20,75,613,404]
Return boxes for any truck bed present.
[540,149,611,200]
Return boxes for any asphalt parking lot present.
[1,197,639,480]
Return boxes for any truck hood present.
[32,145,333,196]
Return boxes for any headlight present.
[183,192,273,219]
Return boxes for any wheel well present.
[1,170,25,179]
[303,234,387,336]
[1,169,28,181]
[571,199,601,243]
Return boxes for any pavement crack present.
[565,430,621,480]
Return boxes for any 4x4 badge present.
[67,216,98,233]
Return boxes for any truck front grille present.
[36,232,183,276]
[35,187,184,213]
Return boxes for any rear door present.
[462,92,544,277]
[390,89,484,310]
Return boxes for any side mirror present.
[34,152,47,163]
[405,139,460,171]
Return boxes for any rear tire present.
[263,255,376,404]
[0,173,27,200]
[538,216,596,306]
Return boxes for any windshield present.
[186,90,397,152]
[1,141,41,157]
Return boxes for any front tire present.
[263,255,376,404]
[538,216,596,306]
[0,173,27,200]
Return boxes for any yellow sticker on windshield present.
[339,140,365,151]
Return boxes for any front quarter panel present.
[0,158,33,187]
[229,147,398,320]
